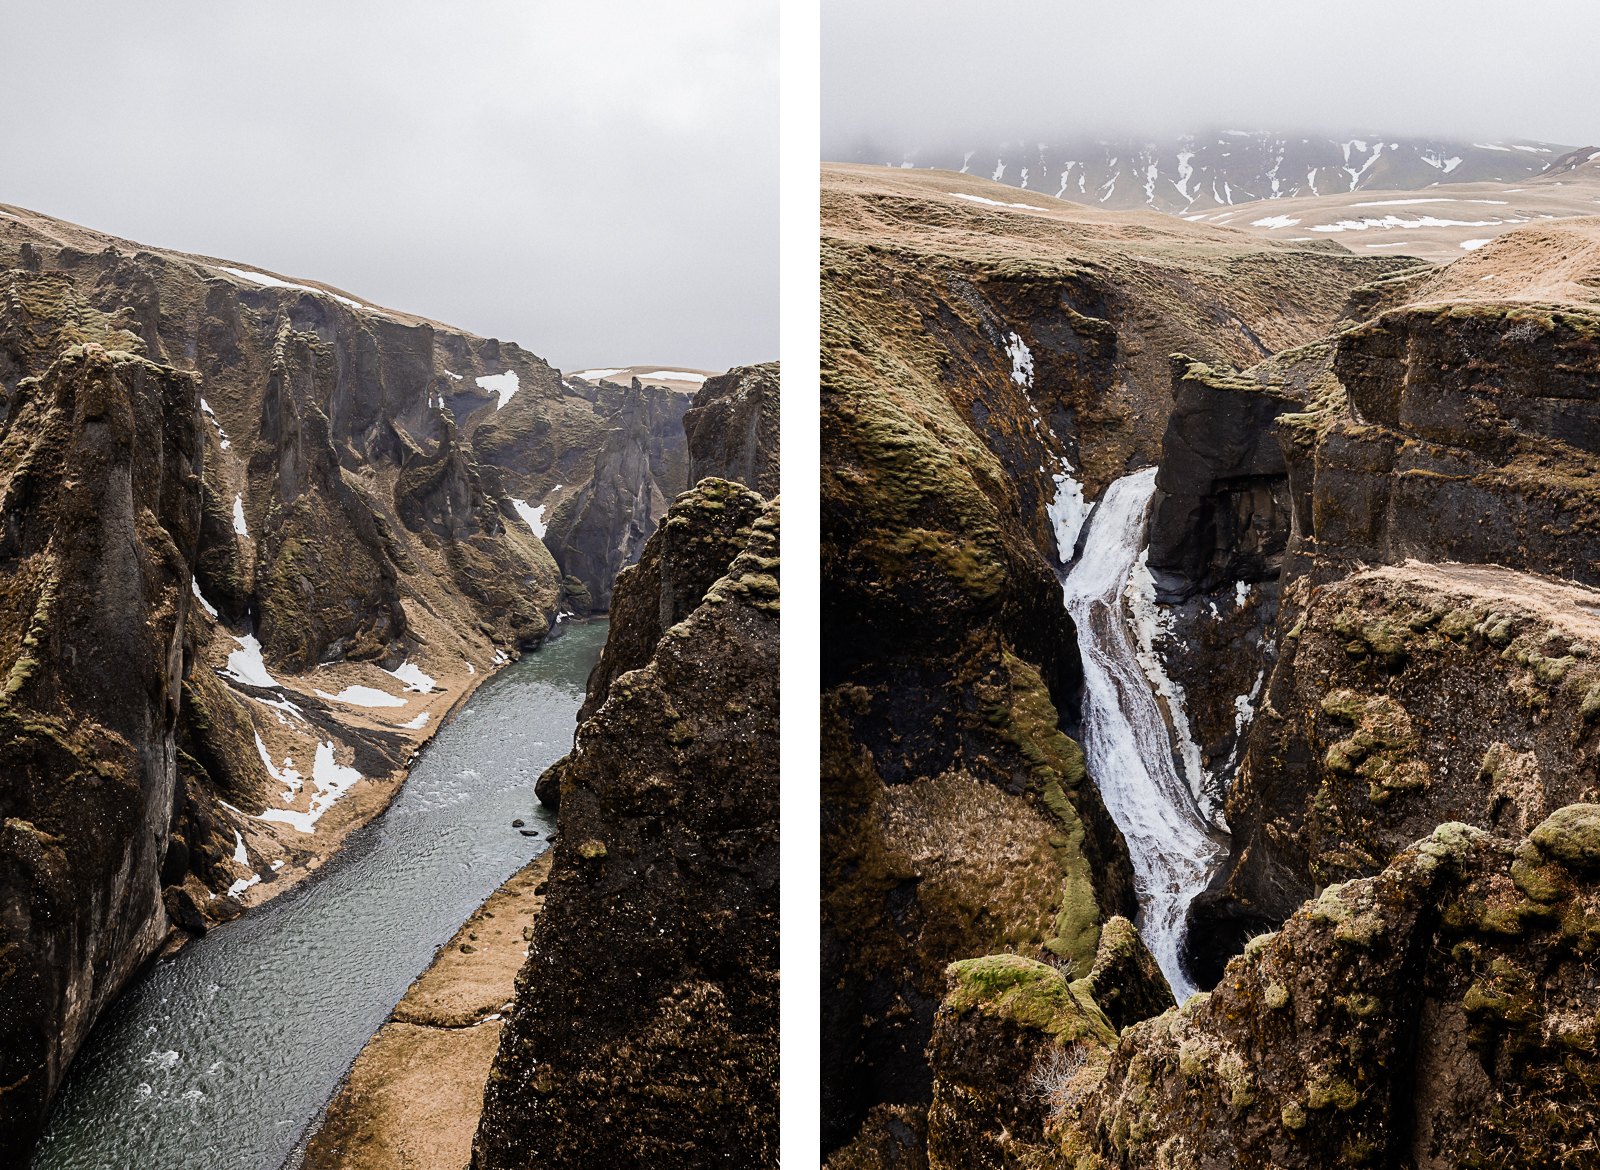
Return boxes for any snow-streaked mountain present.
[1195,145,1600,262]
[851,132,1574,214]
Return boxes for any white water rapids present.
[1060,467,1226,1001]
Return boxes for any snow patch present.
[191,578,218,619]
[222,636,278,689]
[315,684,406,708]
[232,495,249,537]
[399,711,431,730]
[1311,214,1504,233]
[387,662,437,693]
[476,371,520,409]
[1461,238,1493,251]
[215,266,365,311]
[949,192,1036,211]
[638,370,708,384]
[511,497,548,538]
[572,368,625,382]
[1004,331,1034,388]
[1250,214,1300,229]
[258,742,362,833]
[200,398,231,449]
[254,731,303,797]
[1046,457,1091,564]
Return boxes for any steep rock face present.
[684,360,780,496]
[1190,268,1600,981]
[473,486,779,1169]
[1051,812,1600,1170]
[534,478,767,808]
[925,955,1117,1170]
[0,341,201,1151]
[819,165,1405,1156]
[542,377,692,613]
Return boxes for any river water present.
[1059,469,1226,1001]
[30,621,606,1170]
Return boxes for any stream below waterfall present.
[30,620,607,1170]
[1060,468,1227,1001]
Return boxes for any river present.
[30,621,607,1170]
[1059,468,1226,1001]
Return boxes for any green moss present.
[1306,1073,1360,1112]
[1529,804,1600,872]
[998,652,1102,971]
[943,953,1115,1043]
[1264,982,1290,1010]
[575,838,608,860]
[1281,1100,1308,1131]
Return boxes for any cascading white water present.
[1059,466,1225,1001]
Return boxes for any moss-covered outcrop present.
[926,956,1115,1170]
[1054,812,1600,1169]
[472,488,779,1169]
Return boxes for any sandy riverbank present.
[299,852,552,1169]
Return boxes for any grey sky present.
[824,0,1600,154]
[1,1,775,372]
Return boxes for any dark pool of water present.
[31,621,606,1170]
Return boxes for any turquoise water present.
[31,621,605,1170]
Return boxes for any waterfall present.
[1059,467,1226,1001]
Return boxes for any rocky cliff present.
[0,204,689,1153]
[542,375,694,614]
[0,336,201,1151]
[924,809,1600,1170]
[474,482,780,1169]
[1186,221,1600,981]
[819,164,1412,1159]
[684,360,780,497]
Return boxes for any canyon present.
[0,201,778,1164]
[821,161,1600,1167]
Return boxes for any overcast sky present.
[0,1,775,372]
[824,0,1600,154]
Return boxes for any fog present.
[825,0,1599,156]
[0,1,776,371]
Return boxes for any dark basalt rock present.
[684,361,779,497]
[474,488,779,1170]
[0,343,202,1154]
[1190,297,1600,983]
[542,377,693,613]
[535,479,767,809]
[1147,355,1300,602]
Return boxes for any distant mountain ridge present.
[846,131,1575,214]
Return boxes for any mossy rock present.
[943,954,1115,1044]
[1529,804,1600,872]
